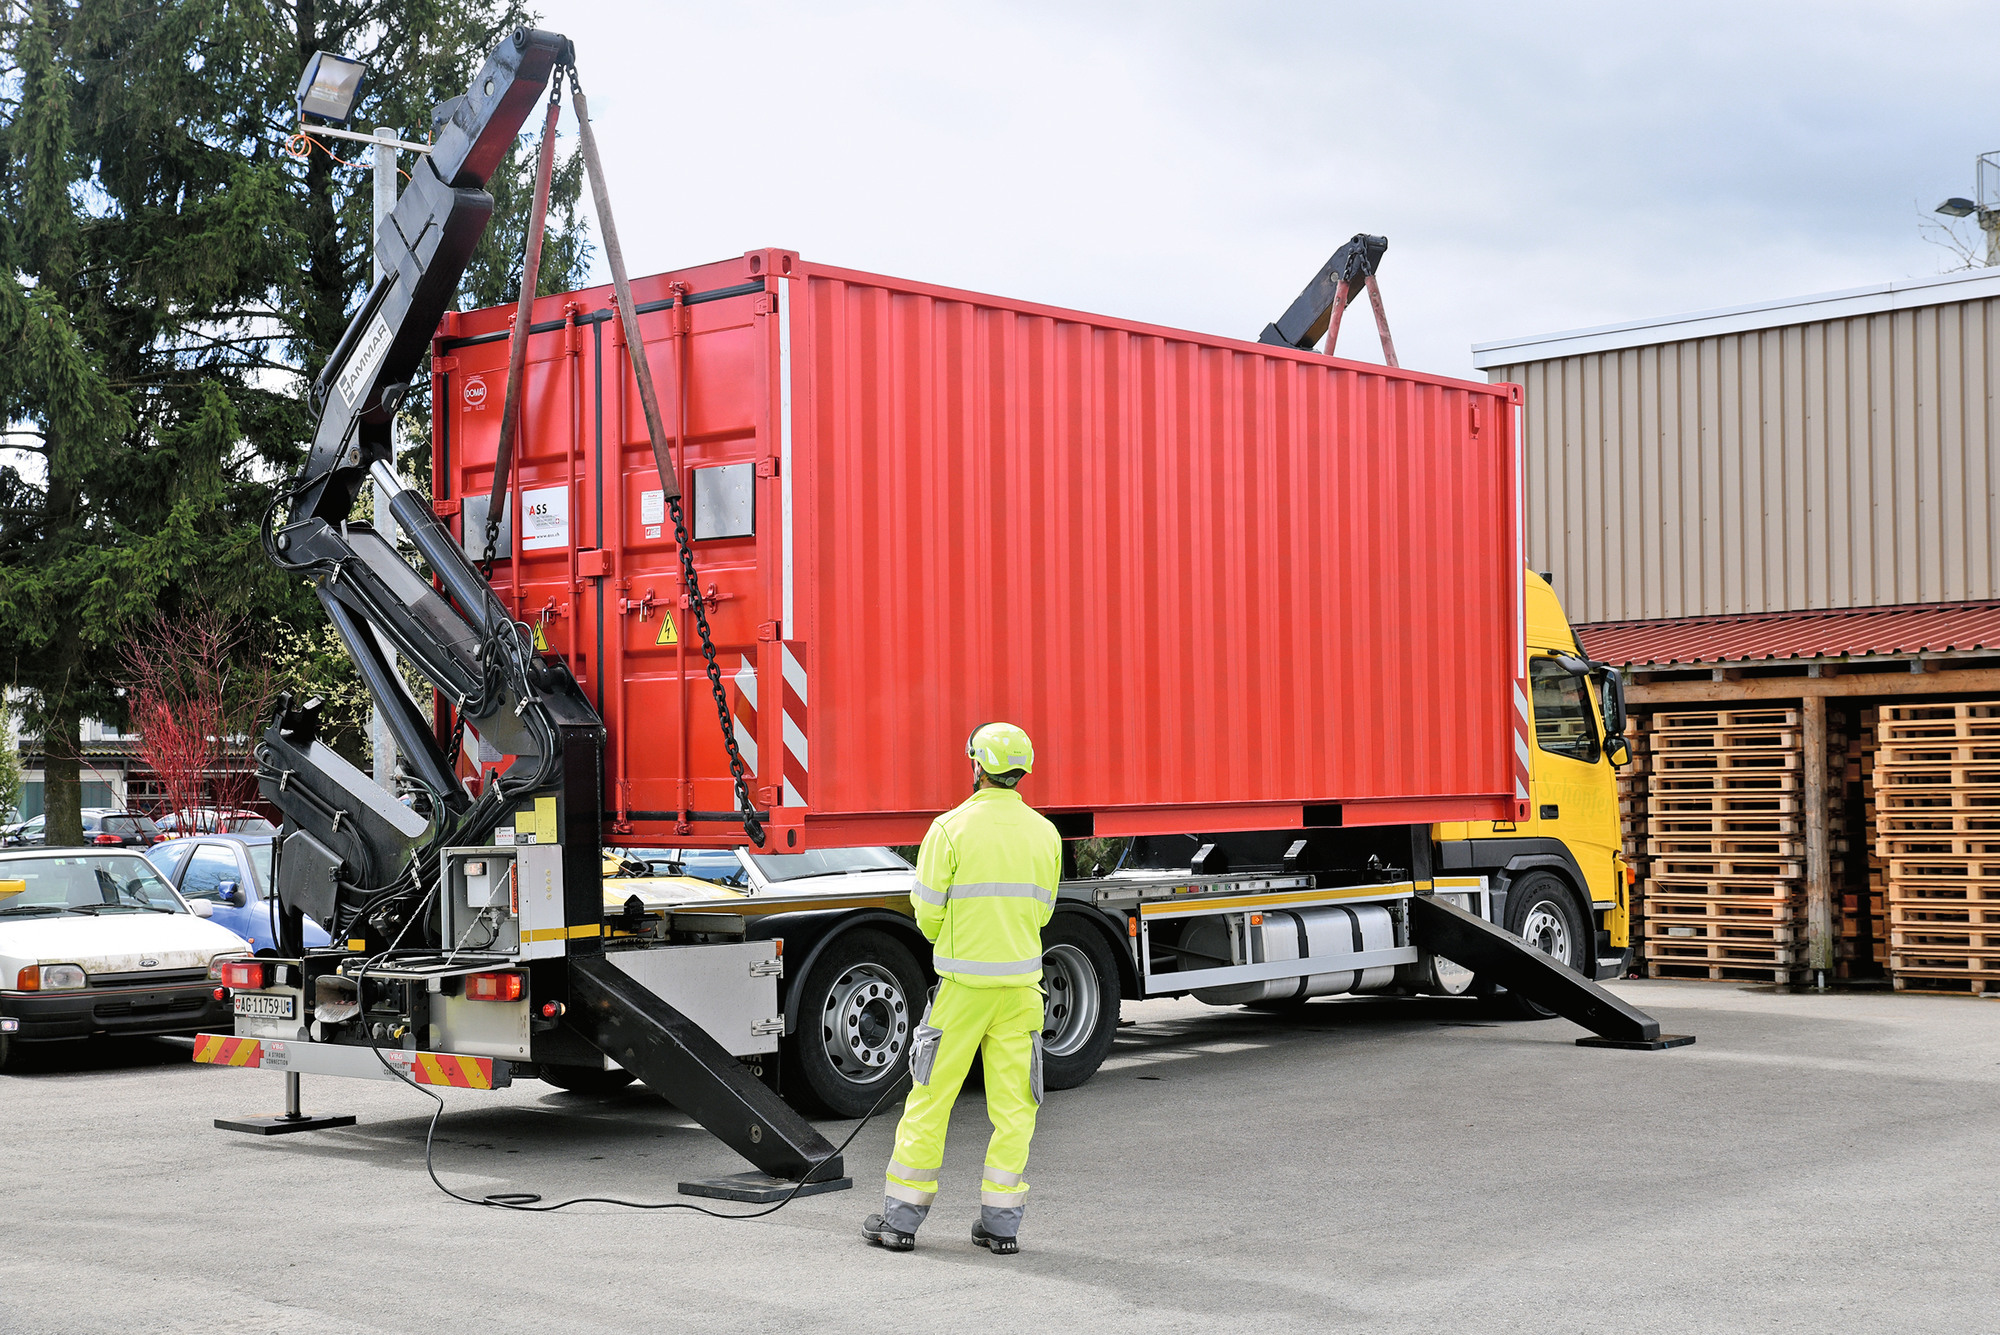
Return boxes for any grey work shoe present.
[863,1213,916,1251]
[971,1221,1019,1255]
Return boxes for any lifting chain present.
[666,491,765,846]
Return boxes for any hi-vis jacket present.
[913,788,1062,988]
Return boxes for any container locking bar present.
[1408,895,1695,1051]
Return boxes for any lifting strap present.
[483,74,566,570]
[566,68,680,506]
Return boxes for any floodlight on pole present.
[1935,197,1977,218]
[295,51,367,125]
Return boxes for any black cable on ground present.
[400,1068,908,1218]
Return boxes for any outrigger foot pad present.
[214,1112,357,1135]
[971,1222,1019,1255]
[1576,1034,1697,1051]
[864,1214,916,1250]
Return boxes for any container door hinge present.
[756,457,780,478]
[757,621,780,642]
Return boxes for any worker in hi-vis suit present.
[864,722,1061,1255]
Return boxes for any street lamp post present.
[1935,150,2000,266]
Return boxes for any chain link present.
[667,492,765,846]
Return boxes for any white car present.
[0,848,251,1069]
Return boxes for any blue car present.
[148,835,332,954]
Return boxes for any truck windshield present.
[747,847,911,883]
[0,855,187,914]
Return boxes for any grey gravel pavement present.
[4,981,1996,1334]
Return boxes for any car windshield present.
[230,817,277,834]
[0,855,187,915]
[746,847,912,882]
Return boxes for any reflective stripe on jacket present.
[913,787,1061,988]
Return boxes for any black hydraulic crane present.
[1260,232,1398,365]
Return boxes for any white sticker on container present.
[641,489,665,526]
[644,525,662,540]
[494,827,516,847]
[521,485,570,551]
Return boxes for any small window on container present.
[692,463,755,540]
[1529,657,1600,763]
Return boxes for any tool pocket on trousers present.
[1029,1031,1045,1106]
[909,1022,943,1087]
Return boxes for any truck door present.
[1524,656,1619,906]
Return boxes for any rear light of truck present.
[464,971,524,1002]
[216,960,269,990]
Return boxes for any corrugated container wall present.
[1482,282,2000,626]
[433,250,1528,849]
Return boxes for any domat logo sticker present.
[463,376,488,410]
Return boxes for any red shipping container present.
[431,249,1529,849]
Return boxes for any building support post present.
[1802,695,1832,989]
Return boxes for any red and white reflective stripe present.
[781,641,809,808]
[1512,679,1533,803]
[732,654,759,773]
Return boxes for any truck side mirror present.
[1591,663,1629,764]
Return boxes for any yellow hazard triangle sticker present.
[532,623,550,652]
[655,612,678,646]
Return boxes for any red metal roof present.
[1574,601,2000,669]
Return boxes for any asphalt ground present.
[4,981,1997,1335]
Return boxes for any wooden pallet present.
[1654,857,1803,879]
[1647,793,1800,816]
[1876,834,2000,857]
[1875,741,2000,766]
[1647,960,1798,983]
[1656,751,1802,773]
[1646,897,1798,924]
[1651,772,1800,794]
[1646,813,1799,836]
[1645,919,1798,945]
[1646,836,1805,858]
[1875,812,2000,835]
[1654,708,1802,730]
[1652,728,1802,753]
[1891,974,2000,996]
[1888,902,2000,927]
[1874,766,2000,790]
[1648,875,1800,898]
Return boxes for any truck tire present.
[1485,870,1591,1020]
[540,1064,637,1095]
[1040,916,1121,1090]
[784,928,926,1118]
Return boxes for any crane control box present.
[441,846,570,960]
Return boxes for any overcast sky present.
[543,0,2000,379]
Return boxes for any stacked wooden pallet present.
[1856,707,1888,971]
[1872,701,2000,996]
[1640,707,1832,982]
[1617,715,1651,965]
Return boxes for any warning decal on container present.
[532,622,550,651]
[521,485,570,551]
[641,487,665,541]
[655,613,678,646]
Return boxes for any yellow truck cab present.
[1435,571,1633,982]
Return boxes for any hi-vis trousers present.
[881,980,1045,1237]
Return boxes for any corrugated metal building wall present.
[1473,270,2000,991]
[1474,269,2000,625]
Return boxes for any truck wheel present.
[784,928,925,1118]
[1040,916,1121,1090]
[1486,871,1590,1020]
[541,1064,636,1095]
